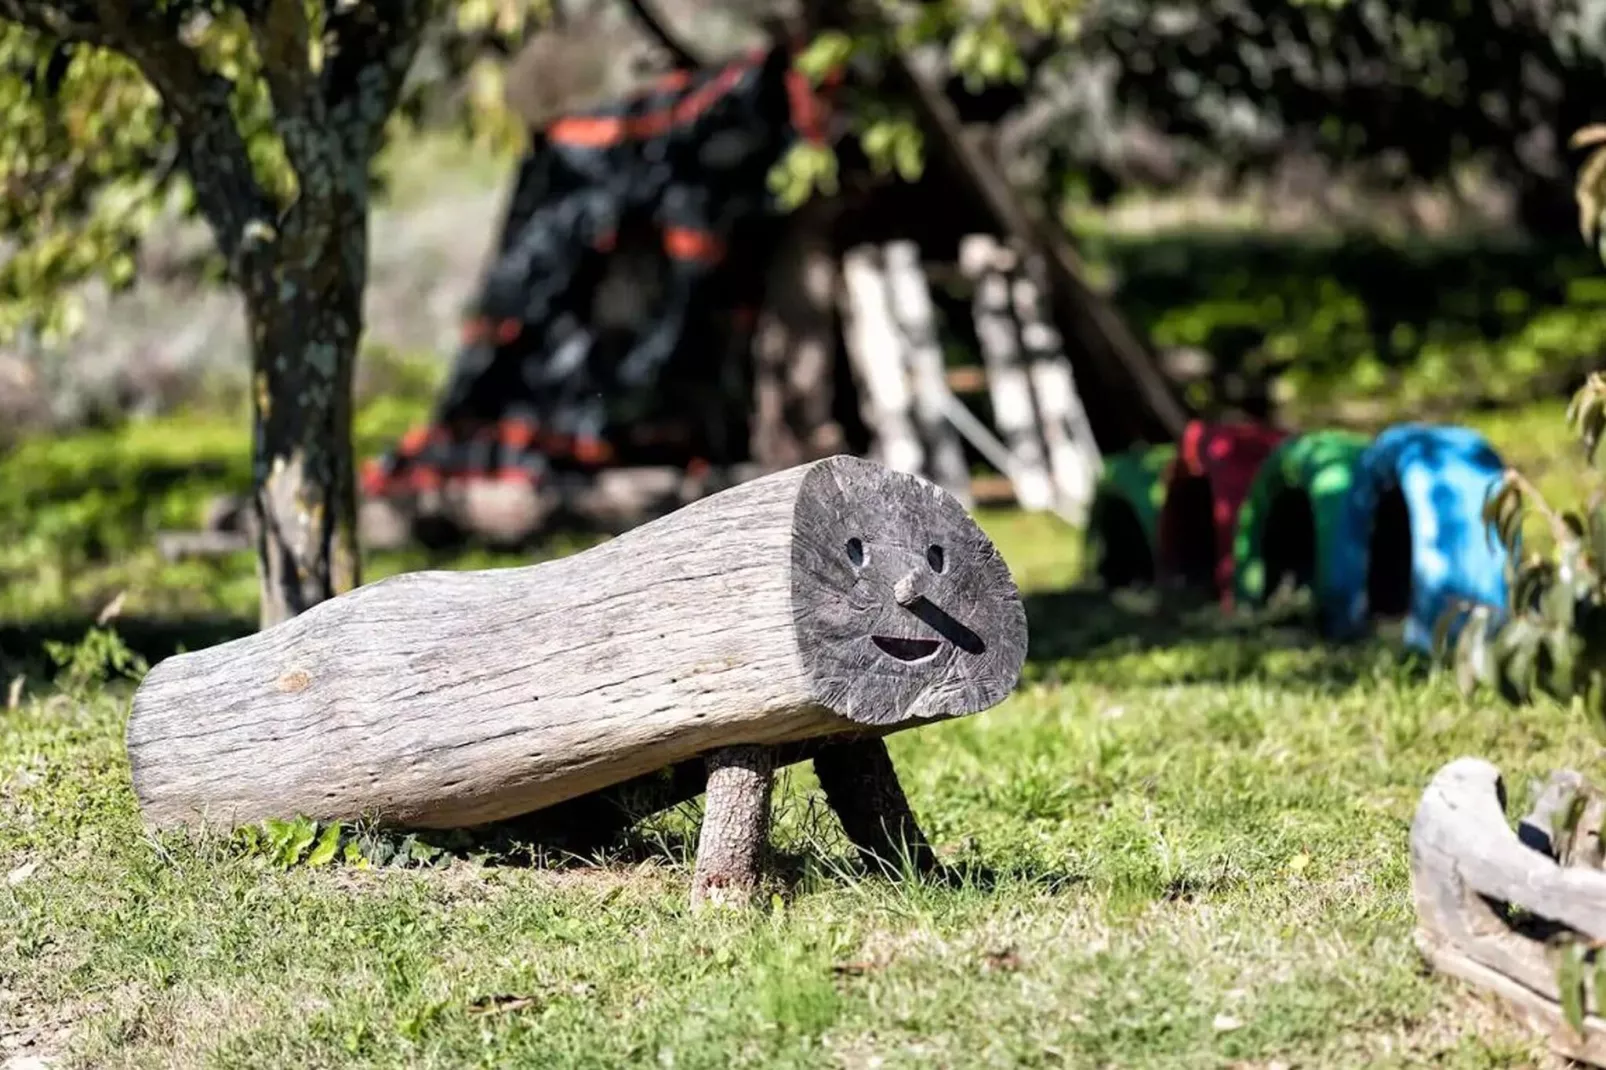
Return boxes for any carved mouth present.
[871,635,941,662]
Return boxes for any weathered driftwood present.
[1410,757,1606,1066]
[128,456,1027,859]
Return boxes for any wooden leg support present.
[691,745,774,909]
[814,737,937,876]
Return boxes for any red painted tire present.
[1157,420,1289,607]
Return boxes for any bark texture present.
[814,736,936,875]
[2,1,434,629]
[1410,757,1606,1065]
[691,745,775,909]
[751,200,846,470]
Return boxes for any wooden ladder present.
[838,234,1101,523]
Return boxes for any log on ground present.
[127,455,1027,832]
[1410,757,1606,1066]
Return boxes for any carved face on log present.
[790,457,1028,726]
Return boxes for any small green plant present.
[1439,374,1606,719]
[232,816,454,871]
[42,625,148,702]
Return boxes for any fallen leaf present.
[467,995,537,1016]
[5,861,39,887]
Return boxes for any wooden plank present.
[1012,268,1100,519]
[969,473,1016,504]
[839,246,924,477]
[883,240,973,506]
[126,456,1029,835]
[958,234,1055,512]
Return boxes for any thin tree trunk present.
[243,235,365,629]
[751,201,844,470]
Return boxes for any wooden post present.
[751,201,845,470]
[127,456,1027,899]
[958,235,1056,512]
[883,240,973,506]
[840,246,924,477]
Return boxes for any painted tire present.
[1157,420,1288,606]
[1232,429,1373,618]
[1086,443,1175,589]
[1328,423,1510,651]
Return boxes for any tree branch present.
[0,0,112,47]
[322,0,436,164]
[1,2,275,281]
[618,0,706,70]
[249,0,333,190]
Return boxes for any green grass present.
[2,399,1601,1067]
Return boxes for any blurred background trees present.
[3,0,1606,626]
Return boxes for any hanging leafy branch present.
[1439,126,1606,720]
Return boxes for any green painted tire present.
[1232,429,1372,613]
[1086,443,1176,588]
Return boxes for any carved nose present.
[895,571,923,607]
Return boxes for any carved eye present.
[846,537,866,567]
[927,544,946,573]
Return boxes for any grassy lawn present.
[2,399,1601,1067]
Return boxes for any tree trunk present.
[751,200,845,469]
[242,230,365,629]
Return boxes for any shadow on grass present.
[0,613,254,679]
[1021,585,1429,693]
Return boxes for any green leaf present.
[280,817,317,868]
[306,822,342,867]
[1559,941,1589,1036]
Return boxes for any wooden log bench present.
[127,455,1029,906]
[1410,757,1606,1065]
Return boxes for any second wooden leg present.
[814,737,937,876]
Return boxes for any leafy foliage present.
[1439,372,1606,715]
[233,815,455,871]
[1438,122,1606,721]
[41,625,148,701]
[1055,0,1605,236]
[0,1,548,346]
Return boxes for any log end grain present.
[790,456,1027,726]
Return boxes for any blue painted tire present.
[1328,424,1510,652]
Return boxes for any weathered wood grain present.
[1410,757,1606,1066]
[127,455,1027,832]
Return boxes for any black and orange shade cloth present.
[363,43,839,502]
